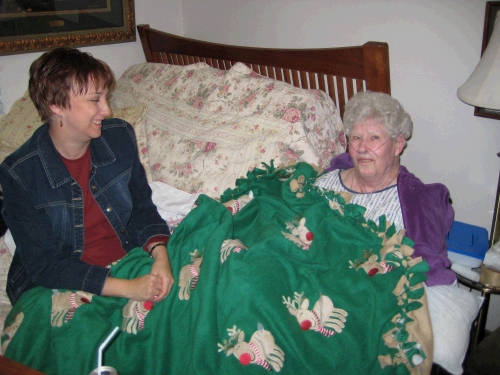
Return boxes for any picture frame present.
[0,0,136,56]
[474,1,500,120]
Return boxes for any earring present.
[60,117,63,127]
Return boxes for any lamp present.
[458,10,500,116]
[456,4,500,346]
[457,6,500,246]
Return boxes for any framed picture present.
[475,1,500,120]
[0,0,135,56]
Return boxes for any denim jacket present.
[326,153,456,286]
[0,119,170,304]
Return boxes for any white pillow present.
[149,181,199,231]
[426,283,483,375]
[4,229,15,255]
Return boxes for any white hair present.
[343,91,413,143]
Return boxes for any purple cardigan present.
[326,153,456,286]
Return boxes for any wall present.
[181,0,500,330]
[0,0,184,113]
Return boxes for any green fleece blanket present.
[2,162,432,375]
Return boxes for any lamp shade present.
[458,10,500,110]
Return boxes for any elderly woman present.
[0,47,174,305]
[315,91,455,286]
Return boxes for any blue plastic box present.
[446,221,489,268]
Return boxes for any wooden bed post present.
[363,42,391,95]
[137,24,154,63]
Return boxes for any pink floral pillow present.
[109,62,345,197]
[204,63,345,167]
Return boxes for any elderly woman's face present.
[348,118,404,181]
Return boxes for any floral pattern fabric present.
[109,62,345,198]
[0,237,12,327]
[0,92,44,149]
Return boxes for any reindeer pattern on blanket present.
[0,162,433,375]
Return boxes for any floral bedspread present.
[109,62,345,198]
[0,238,12,330]
[2,162,433,375]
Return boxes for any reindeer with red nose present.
[282,217,314,250]
[282,292,347,337]
[122,299,155,334]
[218,323,285,372]
[51,290,93,327]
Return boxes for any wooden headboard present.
[137,24,390,117]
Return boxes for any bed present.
[0,25,484,375]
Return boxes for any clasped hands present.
[102,244,174,302]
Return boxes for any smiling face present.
[348,118,404,184]
[50,81,111,148]
[53,84,111,142]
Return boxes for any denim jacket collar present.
[36,123,116,188]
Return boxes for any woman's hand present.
[148,244,175,302]
[102,243,174,301]
[102,274,164,301]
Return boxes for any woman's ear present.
[49,104,62,118]
[394,134,405,156]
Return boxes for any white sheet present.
[426,283,483,374]
[149,181,200,231]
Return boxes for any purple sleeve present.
[398,169,456,286]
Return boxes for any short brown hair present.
[29,47,115,122]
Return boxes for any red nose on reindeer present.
[239,352,252,365]
[306,232,314,241]
[300,320,312,330]
[227,207,234,213]
[368,268,379,276]
[81,297,91,304]
[143,301,154,310]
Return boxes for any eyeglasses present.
[347,135,393,154]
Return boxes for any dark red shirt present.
[61,147,126,266]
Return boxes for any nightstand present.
[0,356,46,374]
[456,273,500,349]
